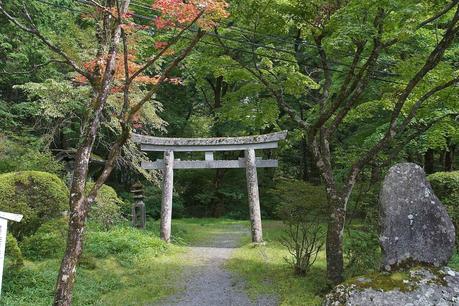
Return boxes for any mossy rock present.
[0,171,68,239]
[324,267,459,306]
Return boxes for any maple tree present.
[0,0,228,305]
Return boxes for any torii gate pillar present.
[245,149,262,243]
[161,150,174,242]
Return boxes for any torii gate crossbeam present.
[133,131,287,243]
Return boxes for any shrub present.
[344,183,380,277]
[428,171,459,249]
[273,179,327,276]
[86,183,127,230]
[0,171,68,239]
[84,226,169,266]
[428,171,459,207]
[344,228,379,277]
[0,138,64,175]
[6,233,24,267]
[21,217,68,260]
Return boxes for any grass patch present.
[226,220,328,305]
[1,222,186,306]
[1,218,250,305]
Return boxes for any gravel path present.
[155,225,278,306]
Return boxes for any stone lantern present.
[131,182,146,229]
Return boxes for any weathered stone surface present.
[380,163,455,271]
[323,267,459,306]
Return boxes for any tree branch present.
[0,1,93,82]
[128,11,204,84]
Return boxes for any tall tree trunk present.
[212,168,226,217]
[326,195,347,284]
[445,142,455,171]
[300,137,310,181]
[54,140,95,305]
[53,199,87,305]
[424,149,434,174]
[53,1,130,303]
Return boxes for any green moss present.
[345,271,412,292]
[344,266,450,293]
[0,171,68,239]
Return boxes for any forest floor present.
[155,223,278,305]
[2,219,329,305]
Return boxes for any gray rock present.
[380,163,455,271]
[323,267,459,306]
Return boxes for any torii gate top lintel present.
[132,130,287,152]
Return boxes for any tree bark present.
[424,149,434,174]
[445,143,455,171]
[326,195,347,284]
[53,205,86,305]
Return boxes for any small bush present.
[86,183,127,230]
[428,171,459,249]
[6,233,24,267]
[344,228,379,276]
[21,217,68,260]
[428,171,459,207]
[84,226,169,266]
[273,179,327,276]
[0,171,68,239]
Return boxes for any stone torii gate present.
[133,131,287,243]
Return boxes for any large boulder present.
[379,163,455,271]
[324,267,459,306]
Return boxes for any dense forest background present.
[1,0,457,220]
[1,2,459,301]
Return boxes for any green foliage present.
[428,171,459,208]
[0,137,64,175]
[0,171,68,239]
[86,183,127,230]
[6,233,24,268]
[429,171,459,249]
[273,179,327,276]
[271,178,328,222]
[345,182,381,277]
[144,185,185,219]
[21,218,68,260]
[344,228,380,277]
[84,226,169,266]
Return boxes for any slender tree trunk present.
[326,195,347,284]
[300,137,310,181]
[424,149,434,174]
[212,168,226,217]
[54,142,95,305]
[445,143,455,171]
[53,201,87,305]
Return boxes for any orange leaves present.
[152,0,229,30]
[75,53,183,90]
